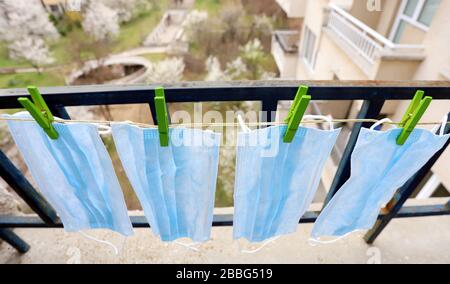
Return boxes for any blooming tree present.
[252,15,273,37]
[82,1,119,42]
[146,57,185,83]
[205,56,249,81]
[240,39,265,80]
[0,0,59,42]
[205,56,224,81]
[0,0,58,65]
[223,57,248,80]
[183,10,208,30]
[9,37,54,71]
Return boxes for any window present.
[403,0,419,18]
[301,26,316,69]
[390,0,441,43]
[403,0,419,17]
[393,20,407,43]
[418,0,441,26]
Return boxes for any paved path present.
[113,46,167,57]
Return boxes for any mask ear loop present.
[431,115,447,135]
[370,118,395,131]
[79,231,119,255]
[308,230,363,246]
[174,240,201,252]
[95,124,112,135]
[302,115,334,130]
[56,117,112,135]
[239,236,280,254]
[237,114,251,133]
[438,115,447,136]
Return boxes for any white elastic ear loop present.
[439,115,448,136]
[370,118,395,131]
[174,240,201,252]
[431,115,447,135]
[79,231,119,255]
[239,236,280,254]
[308,230,362,246]
[237,114,251,133]
[302,115,334,130]
[95,124,112,135]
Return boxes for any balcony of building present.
[275,0,308,18]
[271,31,300,79]
[324,3,425,79]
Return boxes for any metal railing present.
[0,80,449,253]
[327,3,424,66]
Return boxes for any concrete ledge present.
[1,199,449,263]
[1,213,449,263]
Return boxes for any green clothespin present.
[18,86,59,140]
[154,87,169,147]
[283,85,311,143]
[396,90,432,145]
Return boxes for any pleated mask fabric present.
[4,112,133,236]
[111,123,221,242]
[233,125,341,242]
[311,127,450,240]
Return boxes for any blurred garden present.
[0,0,289,209]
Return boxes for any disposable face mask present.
[311,120,450,241]
[111,123,221,242]
[5,112,133,236]
[233,116,341,242]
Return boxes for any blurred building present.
[272,0,450,198]
[41,0,66,16]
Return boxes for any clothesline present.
[0,116,449,128]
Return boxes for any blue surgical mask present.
[111,123,221,242]
[311,125,450,241]
[233,121,341,242]
[5,112,133,236]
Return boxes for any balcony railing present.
[273,30,300,54]
[272,31,300,78]
[326,3,424,70]
[276,0,307,18]
[0,81,449,253]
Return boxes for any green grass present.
[0,45,32,68]
[113,1,168,53]
[195,0,223,15]
[140,52,167,62]
[49,31,88,65]
[261,54,279,74]
[215,184,234,207]
[0,72,65,89]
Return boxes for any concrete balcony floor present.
[1,200,449,264]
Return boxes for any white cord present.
[95,124,112,135]
[439,115,448,136]
[431,124,440,134]
[240,236,280,254]
[237,115,251,133]
[174,240,201,252]
[79,231,119,255]
[431,115,448,135]
[302,115,334,130]
[2,113,448,127]
[308,230,363,246]
[370,118,395,131]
